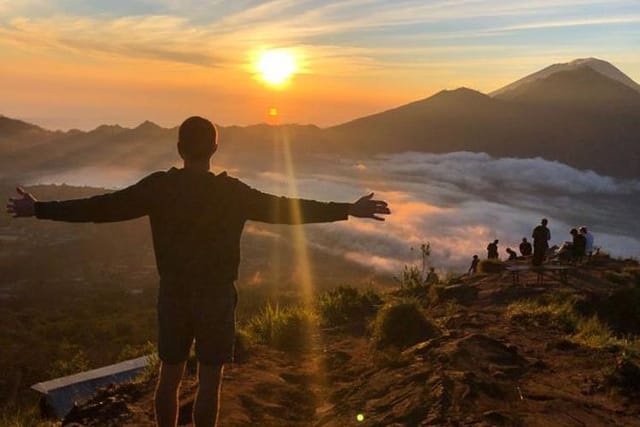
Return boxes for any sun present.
[257,49,297,86]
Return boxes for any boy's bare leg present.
[154,361,186,427]
[194,363,224,427]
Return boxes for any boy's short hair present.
[178,116,217,160]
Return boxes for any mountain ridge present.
[2,57,639,178]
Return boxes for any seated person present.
[519,238,532,256]
[570,228,586,263]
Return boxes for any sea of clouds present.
[32,151,640,274]
[241,152,640,273]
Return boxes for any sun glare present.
[257,50,297,86]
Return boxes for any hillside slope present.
[64,257,640,426]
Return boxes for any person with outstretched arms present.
[6,116,391,427]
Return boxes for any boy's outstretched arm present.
[6,187,36,218]
[238,177,391,224]
[347,193,390,221]
[6,174,159,222]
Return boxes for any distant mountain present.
[325,88,534,157]
[491,57,640,97]
[0,115,62,153]
[494,66,640,108]
[327,64,640,178]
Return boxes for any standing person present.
[6,116,391,427]
[425,267,439,284]
[519,237,532,256]
[570,228,587,264]
[487,239,499,259]
[468,255,480,275]
[580,226,594,261]
[532,218,551,266]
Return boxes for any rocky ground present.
[62,257,640,426]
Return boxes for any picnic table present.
[506,264,573,285]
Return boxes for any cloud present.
[0,15,227,67]
[244,152,640,272]
[30,151,640,273]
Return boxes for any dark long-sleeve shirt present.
[35,168,350,285]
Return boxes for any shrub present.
[396,265,426,289]
[316,286,382,328]
[506,299,578,333]
[570,316,640,355]
[572,316,615,348]
[372,299,440,349]
[48,343,90,378]
[137,351,160,383]
[478,259,505,274]
[117,341,156,362]
[0,406,58,427]
[246,303,316,353]
[594,287,640,335]
[604,271,629,286]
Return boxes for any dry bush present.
[372,299,440,349]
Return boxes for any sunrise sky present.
[1,0,639,130]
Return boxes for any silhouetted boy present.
[6,116,391,427]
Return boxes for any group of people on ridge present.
[468,218,596,274]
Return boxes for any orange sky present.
[1,1,639,130]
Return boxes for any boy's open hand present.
[6,187,36,218]
[349,193,390,221]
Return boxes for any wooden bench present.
[506,264,573,285]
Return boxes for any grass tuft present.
[246,303,316,353]
[316,286,381,328]
[372,298,440,349]
[506,299,578,333]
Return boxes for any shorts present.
[157,281,238,365]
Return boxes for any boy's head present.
[178,116,218,161]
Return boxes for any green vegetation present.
[316,286,381,328]
[507,297,640,355]
[395,265,426,295]
[506,299,578,333]
[372,299,440,349]
[245,303,316,353]
[0,407,58,427]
